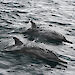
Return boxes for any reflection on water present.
[0,0,75,75]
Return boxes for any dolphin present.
[23,20,72,44]
[3,37,67,67]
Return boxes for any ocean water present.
[0,0,75,75]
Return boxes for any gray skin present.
[23,20,72,44]
[4,37,67,66]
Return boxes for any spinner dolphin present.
[23,20,72,44]
[3,37,67,67]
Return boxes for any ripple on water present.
[49,21,71,26]
[0,1,25,8]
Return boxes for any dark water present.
[0,0,75,75]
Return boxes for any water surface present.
[0,0,75,75]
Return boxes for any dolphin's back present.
[24,28,65,43]
[3,37,67,65]
[25,20,72,44]
[12,46,67,64]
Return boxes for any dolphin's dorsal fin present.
[13,37,23,45]
[30,20,36,29]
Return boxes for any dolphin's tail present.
[58,58,67,64]
[63,37,72,44]
[64,39,72,44]
[57,58,67,68]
